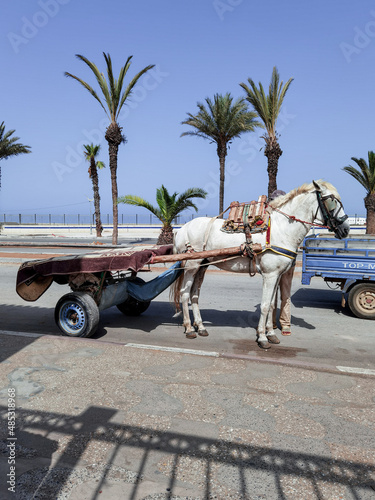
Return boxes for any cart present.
[302,234,375,319]
[16,244,246,338]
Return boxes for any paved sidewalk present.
[0,332,374,499]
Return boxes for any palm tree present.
[118,185,207,244]
[240,67,293,197]
[0,122,31,189]
[65,53,154,245]
[343,151,375,234]
[83,144,105,238]
[181,93,261,215]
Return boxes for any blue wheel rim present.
[59,301,86,335]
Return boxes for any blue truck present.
[302,234,375,319]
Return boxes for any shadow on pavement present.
[293,288,343,311]
[0,332,40,365]
[0,299,317,362]
[0,404,373,499]
[0,301,264,339]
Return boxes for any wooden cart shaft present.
[150,244,262,264]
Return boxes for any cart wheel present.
[348,283,375,320]
[55,292,99,337]
[116,277,151,316]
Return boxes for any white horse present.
[172,180,350,349]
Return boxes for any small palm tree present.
[65,53,154,245]
[343,151,375,234]
[83,144,105,237]
[0,122,31,189]
[181,93,261,215]
[240,67,293,197]
[118,185,207,244]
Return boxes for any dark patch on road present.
[229,338,308,358]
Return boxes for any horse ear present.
[313,180,321,191]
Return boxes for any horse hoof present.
[186,332,197,339]
[198,330,209,337]
[267,334,280,344]
[257,341,271,350]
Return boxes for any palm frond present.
[0,122,31,160]
[180,130,212,140]
[103,53,116,107]
[240,67,293,139]
[181,93,261,144]
[118,195,163,221]
[342,165,369,191]
[66,54,154,126]
[343,152,375,193]
[240,80,269,128]
[64,71,109,118]
[83,143,101,157]
[83,143,105,171]
[115,56,133,110]
[170,188,206,219]
[117,64,155,118]
[75,54,112,108]
[119,186,207,226]
[176,187,208,202]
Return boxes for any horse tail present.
[170,262,185,312]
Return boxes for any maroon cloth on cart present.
[16,245,173,301]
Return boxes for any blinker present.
[322,195,337,213]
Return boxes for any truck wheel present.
[55,292,99,337]
[348,283,375,320]
[116,277,150,316]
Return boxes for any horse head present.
[312,180,350,239]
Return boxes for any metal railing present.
[0,213,203,226]
[0,213,366,226]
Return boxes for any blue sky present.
[1,0,375,219]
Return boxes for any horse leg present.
[257,274,280,349]
[180,264,200,339]
[190,264,208,336]
[272,287,279,330]
[265,299,280,345]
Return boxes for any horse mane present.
[269,180,340,209]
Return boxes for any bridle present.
[315,191,348,231]
[269,190,348,231]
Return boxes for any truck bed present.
[302,234,375,285]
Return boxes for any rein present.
[268,205,329,228]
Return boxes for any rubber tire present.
[55,292,100,337]
[116,277,151,316]
[348,283,375,320]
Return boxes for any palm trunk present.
[264,136,282,198]
[364,193,375,234]
[105,122,124,246]
[90,159,103,237]
[109,159,119,245]
[217,143,227,217]
[157,225,174,245]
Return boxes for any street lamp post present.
[87,198,93,235]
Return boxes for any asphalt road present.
[1,257,374,373]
